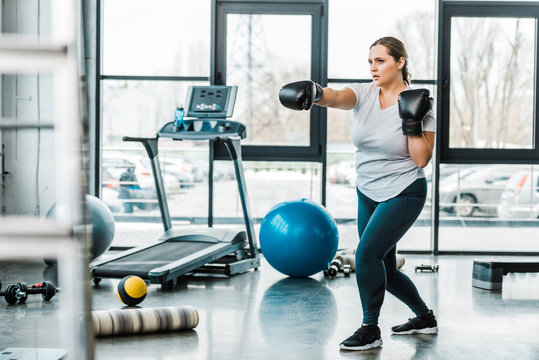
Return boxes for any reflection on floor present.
[1,252,539,360]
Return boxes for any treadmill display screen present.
[185,85,237,118]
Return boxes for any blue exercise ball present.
[46,194,115,261]
[259,199,339,278]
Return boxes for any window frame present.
[212,0,328,163]
[439,1,539,164]
[432,0,539,256]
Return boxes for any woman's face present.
[368,44,404,87]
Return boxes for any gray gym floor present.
[1,225,539,360]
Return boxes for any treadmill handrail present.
[122,136,172,232]
[123,136,158,159]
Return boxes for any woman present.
[279,36,438,351]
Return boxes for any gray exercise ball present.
[45,194,115,263]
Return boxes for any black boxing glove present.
[278,80,323,111]
[398,89,433,136]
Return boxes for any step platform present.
[472,260,539,290]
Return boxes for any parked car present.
[104,153,191,194]
[439,165,522,217]
[101,161,157,214]
[424,163,469,183]
[498,169,539,219]
[139,157,195,190]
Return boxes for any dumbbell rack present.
[0,1,92,359]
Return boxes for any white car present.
[438,166,516,217]
[498,169,539,219]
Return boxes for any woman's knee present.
[355,244,383,268]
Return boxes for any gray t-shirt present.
[346,82,436,202]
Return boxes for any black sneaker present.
[391,310,438,335]
[339,325,383,351]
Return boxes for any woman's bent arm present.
[408,131,435,168]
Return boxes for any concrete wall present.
[1,0,56,215]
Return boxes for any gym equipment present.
[398,88,433,136]
[279,80,323,111]
[472,260,539,290]
[397,254,406,269]
[117,275,147,306]
[324,250,405,279]
[260,199,338,278]
[85,194,116,260]
[0,281,58,304]
[91,85,259,288]
[414,264,439,272]
[339,254,356,271]
[324,256,351,278]
[92,306,199,336]
[45,194,115,264]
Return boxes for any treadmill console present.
[185,85,238,118]
[158,85,244,140]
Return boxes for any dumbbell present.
[0,281,58,304]
[414,264,439,272]
[324,257,352,279]
[326,258,343,278]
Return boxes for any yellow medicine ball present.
[116,275,147,306]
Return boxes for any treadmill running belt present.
[99,241,214,273]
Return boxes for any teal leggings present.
[355,177,430,325]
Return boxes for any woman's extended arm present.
[315,87,357,110]
[408,131,435,168]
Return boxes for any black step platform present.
[472,260,539,290]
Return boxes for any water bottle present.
[173,104,185,131]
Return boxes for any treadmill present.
[91,85,260,289]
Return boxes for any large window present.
[328,1,435,80]
[213,1,326,161]
[98,1,539,254]
[100,0,212,224]
[99,0,327,244]
[440,2,539,163]
[226,14,312,146]
[103,0,210,76]
[449,17,535,149]
[438,164,539,252]
[436,1,539,254]
[98,0,439,249]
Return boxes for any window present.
[225,14,312,146]
[438,164,539,252]
[103,0,210,76]
[440,2,539,163]
[449,17,535,149]
[435,1,539,254]
[100,1,211,223]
